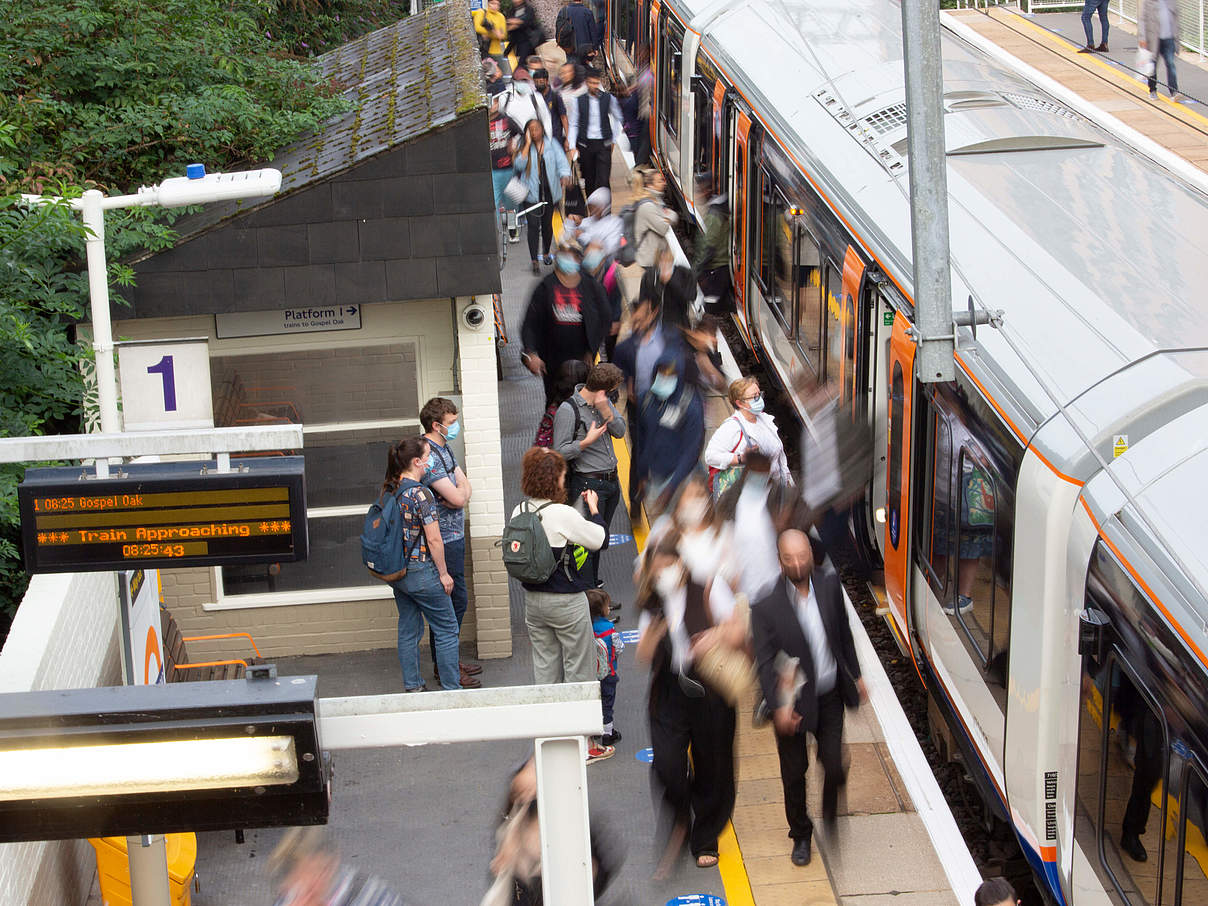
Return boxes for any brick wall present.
[0,570,122,906]
[458,295,511,659]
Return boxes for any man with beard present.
[751,528,866,867]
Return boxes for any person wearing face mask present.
[751,528,866,868]
[646,474,737,587]
[419,398,482,689]
[576,188,622,258]
[380,436,461,692]
[636,534,744,874]
[520,237,613,404]
[632,167,675,269]
[636,353,704,517]
[499,70,553,139]
[704,376,793,492]
[528,62,568,147]
[553,362,627,589]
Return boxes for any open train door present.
[883,313,915,645]
[731,109,753,346]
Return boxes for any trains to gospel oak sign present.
[19,458,307,573]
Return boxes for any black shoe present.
[1077,45,1095,53]
[1096,42,1109,52]
[607,599,621,610]
[601,729,622,746]
[1121,832,1147,862]
[791,838,812,866]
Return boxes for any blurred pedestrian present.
[567,69,627,197]
[505,0,542,68]
[705,376,792,495]
[974,878,1019,906]
[381,437,462,692]
[1077,0,1110,52]
[645,472,738,588]
[499,70,553,138]
[270,827,407,906]
[473,0,511,74]
[512,119,570,273]
[420,398,482,689]
[751,529,866,867]
[1140,0,1183,100]
[513,448,610,698]
[589,588,624,746]
[636,352,705,516]
[520,236,612,403]
[553,362,626,588]
[692,172,733,315]
[640,245,696,331]
[632,167,676,269]
[530,63,569,147]
[636,534,744,875]
[581,239,622,361]
[577,188,623,258]
[483,57,507,97]
[488,92,523,215]
[534,359,589,448]
[555,0,597,56]
[717,451,784,606]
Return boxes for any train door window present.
[793,229,821,374]
[1076,639,1168,906]
[613,0,635,57]
[914,402,952,598]
[822,262,843,384]
[887,361,904,550]
[948,450,1004,665]
[659,18,684,139]
[692,77,713,177]
[1168,764,1208,904]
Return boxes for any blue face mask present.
[443,420,461,440]
[425,454,436,472]
[554,253,580,275]
[650,373,677,400]
[747,393,765,414]
[582,250,604,271]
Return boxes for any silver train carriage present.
[605,0,1208,902]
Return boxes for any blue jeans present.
[492,168,514,212]
[391,560,461,691]
[1149,38,1179,95]
[428,536,466,668]
[1081,0,1109,46]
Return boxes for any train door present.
[883,314,915,642]
[731,107,753,344]
[840,248,865,413]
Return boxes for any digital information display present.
[19,457,308,573]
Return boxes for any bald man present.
[752,528,866,867]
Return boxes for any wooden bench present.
[160,606,264,683]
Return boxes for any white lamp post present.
[18,166,280,905]
[22,165,282,460]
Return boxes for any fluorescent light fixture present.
[0,673,328,842]
[155,167,282,207]
[0,736,298,801]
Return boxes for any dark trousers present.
[775,688,847,841]
[567,470,621,585]
[649,670,737,856]
[600,673,618,726]
[526,203,554,261]
[625,401,643,510]
[1148,38,1179,95]
[577,139,612,197]
[429,536,467,671]
[1080,0,1109,46]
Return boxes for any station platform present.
[947,5,1208,174]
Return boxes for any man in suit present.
[752,528,866,867]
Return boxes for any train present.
[602,0,1208,902]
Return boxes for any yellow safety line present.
[610,431,754,904]
[995,9,1208,127]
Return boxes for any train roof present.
[681,0,1208,620]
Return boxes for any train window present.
[916,405,952,596]
[693,79,713,178]
[659,19,683,139]
[888,361,904,550]
[1076,644,1168,906]
[949,451,1003,669]
[823,263,842,383]
[792,229,821,373]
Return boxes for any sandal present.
[696,852,719,868]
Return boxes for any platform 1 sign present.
[215,305,361,338]
[19,458,308,573]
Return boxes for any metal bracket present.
[952,294,1004,342]
[246,664,278,680]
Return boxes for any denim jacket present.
[513,140,571,205]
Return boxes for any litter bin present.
[89,833,196,906]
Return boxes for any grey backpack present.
[500,501,558,584]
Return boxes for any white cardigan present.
[703,412,793,486]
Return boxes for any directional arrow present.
[344,305,357,316]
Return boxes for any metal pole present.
[80,190,122,441]
[900,0,955,383]
[535,737,594,906]
[126,835,172,906]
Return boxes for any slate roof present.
[156,0,487,242]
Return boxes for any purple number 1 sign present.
[145,355,177,412]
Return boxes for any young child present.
[587,588,623,746]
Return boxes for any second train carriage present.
[605,0,1208,902]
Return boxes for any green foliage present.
[0,0,355,635]
[259,0,414,57]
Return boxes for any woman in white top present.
[643,472,738,587]
[703,376,793,487]
[511,447,607,688]
[636,532,745,873]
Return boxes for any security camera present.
[461,302,488,331]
